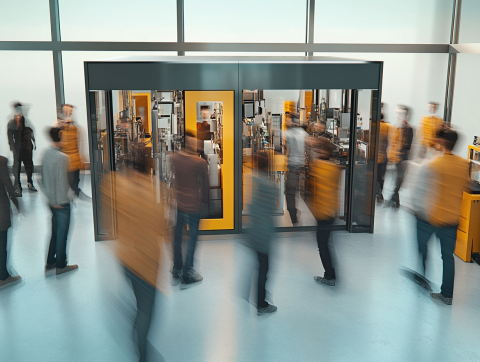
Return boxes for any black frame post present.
[49,0,65,109]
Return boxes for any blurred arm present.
[0,158,19,211]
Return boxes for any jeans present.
[68,169,81,197]
[376,162,387,198]
[416,217,457,298]
[257,251,269,308]
[0,229,8,280]
[125,267,156,362]
[286,165,302,224]
[173,211,200,273]
[47,204,71,268]
[316,218,336,280]
[392,160,408,200]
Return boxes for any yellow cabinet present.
[455,192,480,262]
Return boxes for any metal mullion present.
[177,0,185,56]
[49,0,65,109]
[444,0,463,124]
[305,0,315,56]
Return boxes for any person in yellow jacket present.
[57,104,85,198]
[412,126,469,305]
[307,137,342,286]
[417,102,443,159]
[101,168,170,361]
[376,111,393,203]
[387,105,413,208]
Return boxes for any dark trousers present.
[376,162,387,198]
[68,169,81,196]
[316,218,336,280]
[173,211,200,273]
[416,217,457,298]
[286,166,302,224]
[13,149,34,187]
[47,204,71,268]
[125,267,156,362]
[0,229,8,280]
[392,160,408,200]
[257,251,269,308]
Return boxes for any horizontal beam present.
[450,43,480,54]
[0,41,452,53]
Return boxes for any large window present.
[0,52,57,165]
[59,0,177,42]
[184,0,306,43]
[314,0,452,44]
[459,0,480,43]
[0,1,52,41]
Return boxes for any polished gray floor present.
[1,174,480,362]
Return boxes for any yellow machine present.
[455,145,480,262]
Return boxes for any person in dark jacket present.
[7,102,37,196]
[170,131,209,289]
[244,151,277,315]
[0,156,21,289]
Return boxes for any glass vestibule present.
[89,89,235,240]
[241,89,375,230]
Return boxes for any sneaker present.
[0,275,22,289]
[376,195,384,204]
[180,269,203,290]
[171,270,182,286]
[56,264,78,275]
[14,187,22,197]
[314,276,336,286]
[28,183,37,192]
[431,292,452,305]
[257,303,277,316]
[413,274,432,292]
[45,263,56,271]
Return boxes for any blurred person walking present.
[416,102,443,159]
[102,169,169,362]
[171,131,209,289]
[41,127,78,275]
[7,102,37,196]
[285,112,307,224]
[412,127,469,305]
[387,105,413,209]
[307,138,342,286]
[376,105,393,204]
[55,104,86,199]
[243,152,277,315]
[0,155,21,289]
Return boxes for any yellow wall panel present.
[185,91,235,230]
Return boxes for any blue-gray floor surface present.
[1,174,480,362]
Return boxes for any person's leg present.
[173,210,186,273]
[22,149,34,186]
[55,204,71,269]
[125,267,156,362]
[47,207,58,265]
[376,162,387,198]
[12,151,21,188]
[437,225,457,299]
[316,219,336,280]
[416,217,433,275]
[286,167,299,223]
[184,213,200,272]
[73,169,81,196]
[392,160,408,200]
[68,170,81,196]
[257,251,269,308]
[0,230,9,280]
